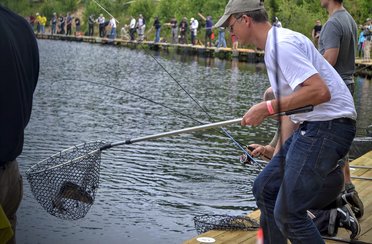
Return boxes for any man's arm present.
[241,73,331,126]
[322,47,339,66]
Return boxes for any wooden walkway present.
[34,33,371,77]
[35,33,265,63]
[184,151,372,244]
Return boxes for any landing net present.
[26,141,106,220]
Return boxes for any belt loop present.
[328,120,332,130]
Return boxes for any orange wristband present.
[266,100,275,115]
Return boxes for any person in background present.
[153,16,161,43]
[109,16,116,39]
[88,14,95,36]
[29,14,35,31]
[120,25,130,40]
[357,26,365,58]
[39,14,47,34]
[318,0,364,220]
[35,12,41,33]
[312,20,322,47]
[179,17,188,44]
[231,33,238,51]
[75,17,81,36]
[190,17,198,45]
[129,16,136,41]
[215,0,356,242]
[273,16,282,27]
[66,12,72,36]
[137,14,146,41]
[170,17,178,44]
[0,5,39,244]
[205,16,213,47]
[51,12,57,35]
[217,27,227,48]
[363,18,372,61]
[58,13,65,34]
[97,14,105,37]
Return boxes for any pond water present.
[16,40,372,244]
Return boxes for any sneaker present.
[337,205,361,239]
[342,191,364,219]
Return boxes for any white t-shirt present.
[110,18,116,28]
[130,18,136,29]
[264,27,356,123]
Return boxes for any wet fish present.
[55,181,94,205]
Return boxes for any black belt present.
[332,117,356,126]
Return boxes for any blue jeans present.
[253,119,355,244]
[51,24,56,34]
[110,27,116,39]
[217,31,226,48]
[155,28,161,43]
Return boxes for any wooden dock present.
[34,33,265,63]
[184,151,372,244]
[355,59,372,78]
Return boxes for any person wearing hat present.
[35,12,41,33]
[215,0,356,243]
[137,14,146,41]
[97,13,105,37]
[190,17,198,45]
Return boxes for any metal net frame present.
[193,214,260,235]
[26,141,106,220]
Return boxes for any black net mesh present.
[193,214,260,235]
[26,141,106,220]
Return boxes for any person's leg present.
[0,160,23,244]
[274,121,355,243]
[253,136,292,244]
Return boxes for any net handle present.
[103,105,313,150]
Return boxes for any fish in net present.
[193,214,260,235]
[26,141,106,220]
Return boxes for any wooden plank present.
[184,151,372,244]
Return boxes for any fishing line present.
[136,43,260,166]
[90,0,259,166]
[55,77,264,167]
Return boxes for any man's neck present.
[255,22,272,50]
[327,2,344,16]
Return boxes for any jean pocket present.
[314,138,350,177]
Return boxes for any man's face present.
[227,15,249,45]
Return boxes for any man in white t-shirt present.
[190,17,199,45]
[129,16,136,41]
[215,0,356,243]
[109,17,117,39]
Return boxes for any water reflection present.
[17,40,371,244]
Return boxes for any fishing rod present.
[91,0,119,23]
[56,78,312,162]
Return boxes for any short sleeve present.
[320,21,341,50]
[274,41,318,90]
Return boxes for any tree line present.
[2,0,370,41]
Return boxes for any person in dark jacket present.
[0,5,39,244]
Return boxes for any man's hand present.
[241,101,269,126]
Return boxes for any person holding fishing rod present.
[215,0,356,243]
[243,88,360,240]
[0,5,39,244]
